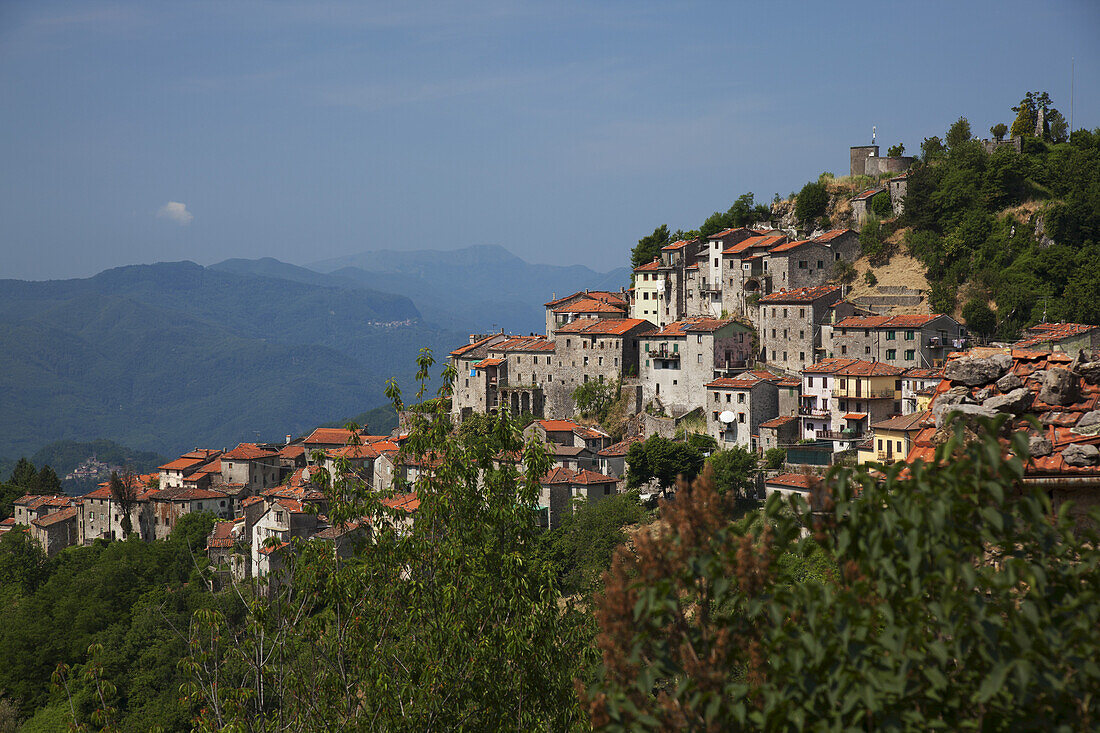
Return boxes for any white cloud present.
[156,201,193,225]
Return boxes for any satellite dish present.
[719,411,736,424]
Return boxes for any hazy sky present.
[1,0,1097,280]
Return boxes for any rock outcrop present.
[945,354,1012,386]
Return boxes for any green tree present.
[961,298,996,336]
[584,419,1100,729]
[9,458,37,490]
[763,447,786,470]
[1047,109,1068,143]
[705,446,757,499]
[920,135,945,161]
[184,350,589,730]
[990,122,1008,141]
[540,491,646,595]
[870,190,892,218]
[793,181,828,223]
[626,434,705,495]
[0,529,46,595]
[573,378,619,420]
[107,469,137,537]
[631,225,670,269]
[946,116,972,150]
[886,142,905,157]
[859,217,890,266]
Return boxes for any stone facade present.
[220,444,282,492]
[823,314,965,369]
[638,318,755,415]
[887,173,908,215]
[719,232,786,320]
[849,188,883,226]
[757,286,844,376]
[704,371,781,452]
[849,145,915,177]
[758,415,800,454]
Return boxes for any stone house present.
[656,238,705,324]
[550,318,652,410]
[537,466,619,529]
[719,233,787,320]
[764,473,816,502]
[887,173,908,215]
[220,443,282,491]
[758,285,845,376]
[826,360,906,450]
[631,260,664,322]
[30,507,78,556]
[450,333,510,421]
[798,358,858,445]
[12,493,72,527]
[856,411,925,465]
[704,371,781,452]
[638,318,755,415]
[849,188,883,226]
[596,438,638,481]
[524,419,612,453]
[545,290,628,337]
[1013,322,1100,356]
[251,498,323,580]
[901,367,943,414]
[302,427,377,462]
[152,487,234,540]
[758,415,800,454]
[158,449,221,489]
[776,377,802,417]
[824,314,964,368]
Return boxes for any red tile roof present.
[661,239,692,250]
[765,473,816,490]
[759,415,799,429]
[474,357,505,368]
[759,285,841,304]
[555,318,649,336]
[705,371,779,389]
[834,314,942,329]
[155,487,229,502]
[1014,322,1099,350]
[813,228,855,243]
[279,445,305,459]
[723,235,786,255]
[450,334,502,358]
[221,443,279,461]
[327,444,381,460]
[159,457,204,471]
[851,188,884,201]
[537,420,579,432]
[903,367,944,379]
[32,506,77,527]
[490,336,556,352]
[708,227,752,240]
[842,412,869,420]
[544,291,627,308]
[598,438,639,457]
[871,412,926,431]
[207,520,237,548]
[834,361,905,377]
[551,299,626,314]
[304,427,365,445]
[641,317,740,337]
[767,239,814,254]
[541,467,617,485]
[382,493,420,513]
[633,260,661,272]
[801,358,860,374]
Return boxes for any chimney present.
[286,435,291,445]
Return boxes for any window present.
[771,329,776,338]
[886,330,896,340]
[808,377,814,387]
[865,346,871,354]
[738,413,746,423]
[840,378,846,388]
[817,260,824,269]
[841,344,847,354]
[905,349,915,360]
[798,260,807,269]
[598,356,603,366]
[800,352,805,361]
[726,393,732,403]
[697,354,703,363]
[799,308,805,318]
[800,330,805,339]
[714,393,720,402]
[783,351,787,361]
[783,308,788,317]
[886,349,897,360]
[864,330,870,337]
[905,330,915,340]
[737,393,745,404]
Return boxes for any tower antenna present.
[872,125,876,145]
[1070,57,1075,137]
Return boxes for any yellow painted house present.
[857,411,927,465]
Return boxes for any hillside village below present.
[6,132,1100,586]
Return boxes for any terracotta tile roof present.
[759,415,799,429]
[537,419,579,432]
[273,498,308,513]
[851,187,884,201]
[154,487,229,502]
[765,473,816,490]
[450,334,502,357]
[574,425,610,440]
[661,239,692,250]
[555,318,649,336]
[759,285,841,304]
[903,367,944,379]
[81,486,115,500]
[598,438,639,457]
[723,235,786,255]
[777,379,802,388]
[327,444,380,460]
[767,239,813,254]
[641,317,739,338]
[0,517,16,527]
[708,227,751,240]
[705,371,779,389]
[1014,322,1099,350]
[541,467,617,485]
[15,494,71,509]
[312,521,363,540]
[382,493,420,513]
[490,336,556,352]
[32,506,77,527]
[159,456,204,471]
[842,412,868,420]
[259,541,289,556]
[304,427,365,445]
[181,449,221,460]
[474,357,505,368]
[813,228,855,243]
[544,291,627,308]
[871,412,926,431]
[551,299,626,314]
[207,520,237,548]
[801,358,860,374]
[279,445,305,459]
[834,314,944,329]
[242,496,265,507]
[552,444,587,457]
[834,360,905,377]
[222,443,279,461]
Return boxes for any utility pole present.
[1071,57,1075,137]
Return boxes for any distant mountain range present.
[0,246,626,459]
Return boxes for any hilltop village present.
[6,140,1100,583]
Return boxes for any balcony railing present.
[831,388,896,400]
[648,348,680,359]
[928,336,968,349]
[876,451,897,463]
[798,407,829,418]
[816,430,862,441]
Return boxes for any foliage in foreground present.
[583,418,1100,730]
[182,351,591,731]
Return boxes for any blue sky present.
[1,0,1097,280]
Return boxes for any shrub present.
[763,447,786,470]
[870,191,892,218]
[863,270,878,286]
[961,298,996,336]
[794,181,829,223]
[886,143,905,157]
[832,260,856,284]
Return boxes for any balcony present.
[876,451,898,463]
[798,407,829,418]
[648,347,680,359]
[816,430,862,441]
[699,280,721,294]
[928,336,968,350]
[831,387,896,400]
